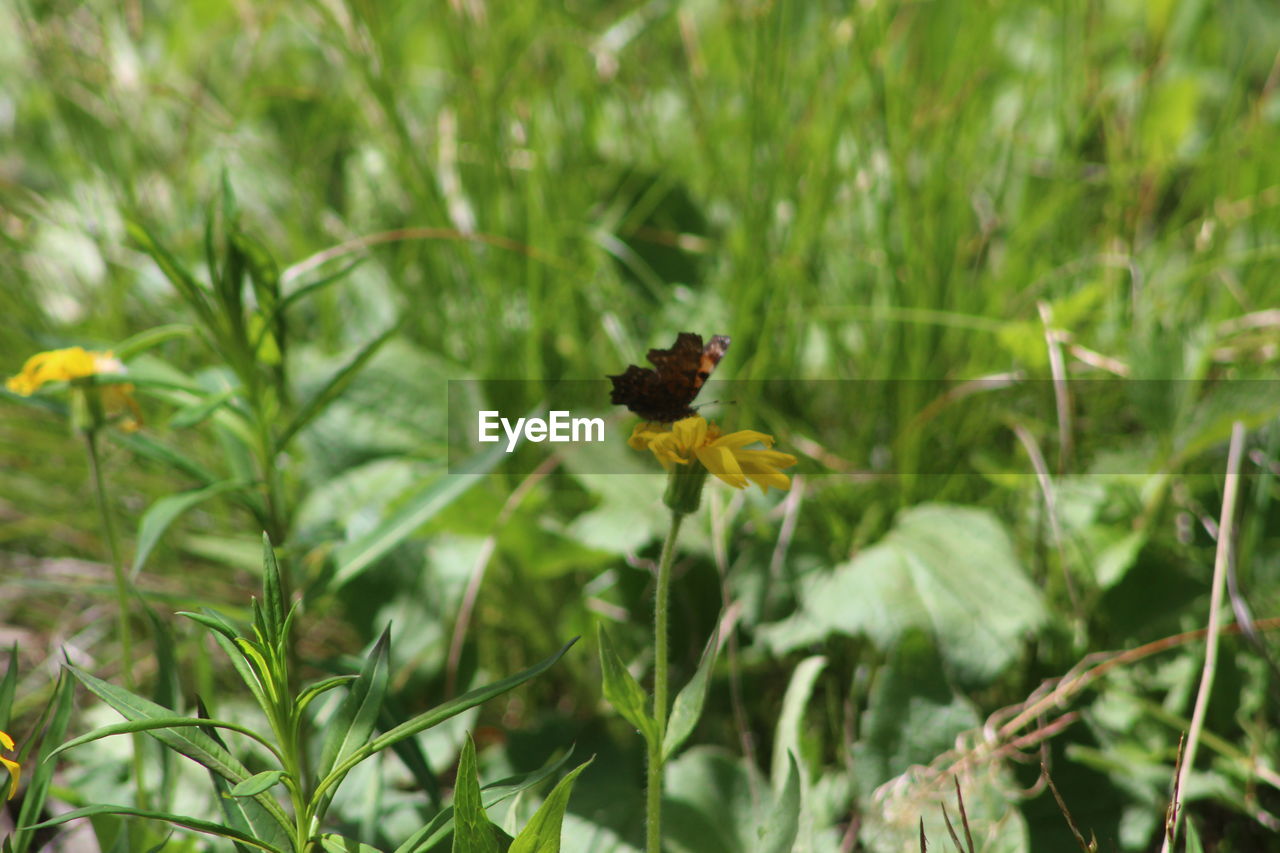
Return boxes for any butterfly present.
[608,332,730,422]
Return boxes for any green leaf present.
[1184,818,1205,853]
[230,770,286,797]
[127,221,217,329]
[596,625,655,743]
[452,735,500,853]
[392,748,576,853]
[298,676,359,714]
[329,442,508,589]
[275,322,401,451]
[132,481,248,578]
[756,753,800,853]
[170,389,236,429]
[12,668,75,853]
[763,504,1045,682]
[318,627,391,789]
[114,324,196,360]
[194,698,291,853]
[663,626,719,761]
[770,656,825,792]
[317,639,577,803]
[110,431,220,486]
[319,835,386,853]
[0,644,16,729]
[260,533,284,642]
[507,758,593,853]
[48,716,274,761]
[61,666,292,834]
[24,804,285,853]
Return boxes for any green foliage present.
[5,0,1280,850]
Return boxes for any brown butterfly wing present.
[608,333,730,422]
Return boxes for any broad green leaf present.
[507,758,593,853]
[317,639,577,803]
[452,735,500,853]
[329,442,508,589]
[663,626,720,761]
[25,804,284,853]
[132,481,248,577]
[756,753,800,853]
[318,627,391,788]
[762,504,1045,682]
[852,632,980,791]
[62,666,291,834]
[664,747,766,853]
[319,835,386,853]
[770,656,825,792]
[275,322,401,451]
[230,770,286,797]
[596,625,655,743]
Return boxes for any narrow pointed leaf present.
[115,325,196,360]
[230,770,286,797]
[664,625,720,761]
[596,625,654,742]
[318,627,391,787]
[318,639,577,802]
[132,481,248,577]
[298,676,359,714]
[329,442,507,589]
[110,431,219,486]
[24,804,284,853]
[318,835,386,853]
[62,666,291,833]
[196,698,292,853]
[275,323,401,451]
[261,533,284,641]
[48,716,273,760]
[507,758,594,853]
[13,669,74,853]
[391,749,575,853]
[452,735,500,853]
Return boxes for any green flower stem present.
[84,427,149,809]
[647,508,686,853]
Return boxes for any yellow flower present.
[6,346,141,431]
[628,415,797,494]
[0,729,19,800]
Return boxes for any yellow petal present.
[709,429,775,450]
[696,444,749,489]
[0,731,13,751]
[670,416,707,451]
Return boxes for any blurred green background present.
[4,0,1280,850]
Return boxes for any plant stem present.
[647,509,685,853]
[85,428,150,809]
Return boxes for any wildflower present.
[6,346,141,431]
[0,729,19,800]
[628,416,797,494]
